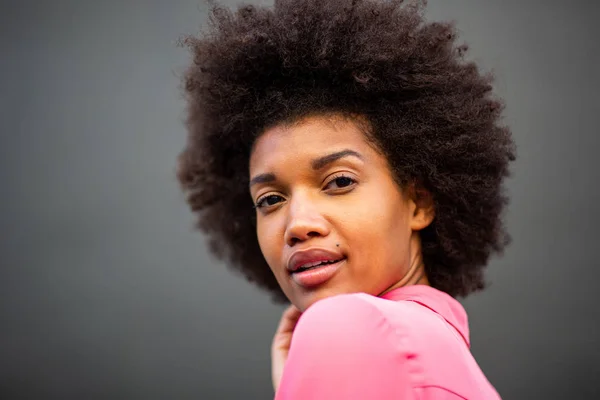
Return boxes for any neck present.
[379,235,429,297]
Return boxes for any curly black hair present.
[176,0,516,303]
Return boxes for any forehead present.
[249,115,371,172]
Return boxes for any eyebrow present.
[249,149,363,188]
[249,172,276,188]
[311,149,363,170]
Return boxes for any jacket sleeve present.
[274,294,414,400]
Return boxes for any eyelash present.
[254,174,357,209]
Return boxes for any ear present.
[408,185,435,231]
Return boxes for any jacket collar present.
[380,285,470,347]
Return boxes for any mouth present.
[287,248,347,288]
[292,258,345,274]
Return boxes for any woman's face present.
[249,115,432,311]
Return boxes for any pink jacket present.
[275,285,501,399]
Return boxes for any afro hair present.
[177,0,516,303]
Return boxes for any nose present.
[284,194,330,247]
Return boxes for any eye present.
[255,194,284,209]
[324,175,357,190]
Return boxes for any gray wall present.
[1,0,598,398]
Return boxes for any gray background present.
[1,0,599,398]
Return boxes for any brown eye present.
[334,176,354,188]
[325,175,357,190]
[256,194,284,208]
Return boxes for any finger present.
[275,305,302,334]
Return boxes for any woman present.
[177,0,515,398]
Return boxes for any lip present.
[291,258,345,288]
[286,248,346,288]
[287,248,345,272]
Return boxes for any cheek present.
[339,190,411,257]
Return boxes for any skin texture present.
[249,114,433,312]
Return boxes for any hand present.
[271,304,302,393]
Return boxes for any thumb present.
[272,305,302,350]
[271,304,302,392]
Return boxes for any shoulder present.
[278,293,434,399]
[295,292,436,339]
[279,294,414,398]
[291,293,405,357]
[295,293,393,336]
[278,293,478,399]
[298,293,386,326]
[291,292,465,363]
[278,293,491,399]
